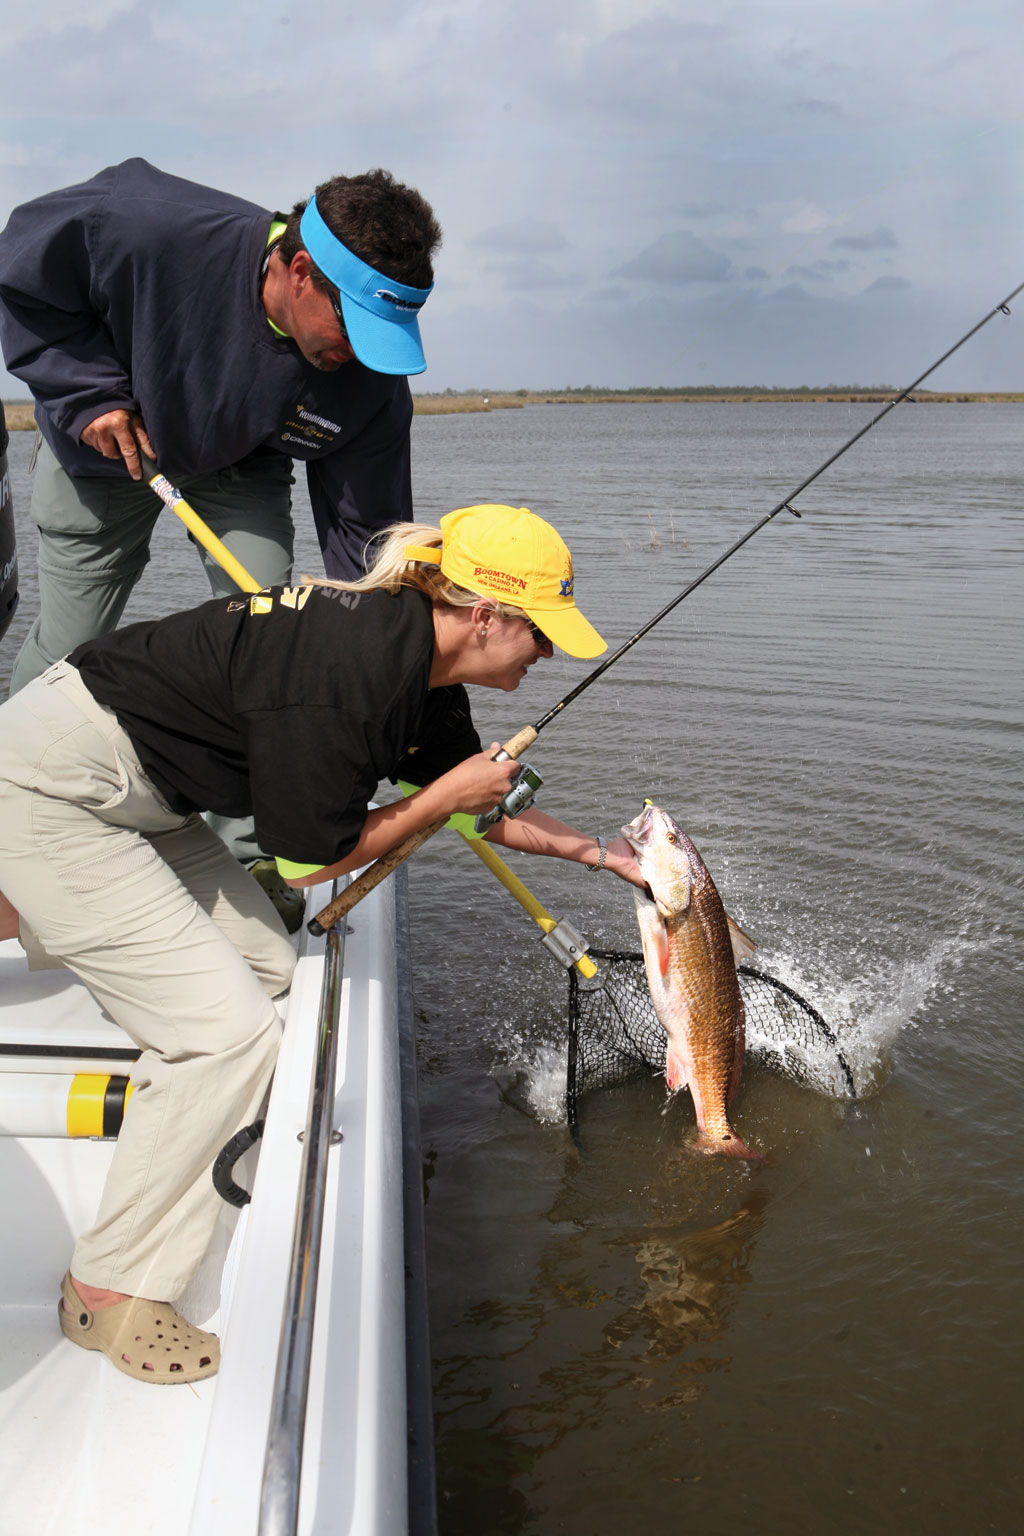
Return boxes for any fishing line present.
[309,277,1021,934]
[532,277,1023,734]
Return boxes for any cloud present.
[615,231,734,284]
[791,97,842,116]
[470,219,568,255]
[0,2,1019,400]
[864,275,911,292]
[831,225,899,251]
[558,11,732,128]
[0,0,134,51]
[786,264,833,283]
[784,258,852,282]
[781,204,846,235]
[679,202,729,219]
[494,259,582,292]
[424,275,1019,394]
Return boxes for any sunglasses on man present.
[326,288,349,341]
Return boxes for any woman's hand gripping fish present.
[622,802,763,1162]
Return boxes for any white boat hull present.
[0,872,419,1535]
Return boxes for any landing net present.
[566,948,855,1132]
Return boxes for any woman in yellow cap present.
[0,502,641,1385]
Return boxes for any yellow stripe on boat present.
[66,1074,133,1138]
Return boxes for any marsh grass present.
[2,401,36,431]
[411,388,1024,415]
[3,393,1019,430]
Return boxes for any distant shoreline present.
[411,388,1023,414]
[3,391,1021,431]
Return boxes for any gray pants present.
[10,439,295,860]
[0,662,295,1298]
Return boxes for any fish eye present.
[666,832,677,845]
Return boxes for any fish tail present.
[696,1128,765,1163]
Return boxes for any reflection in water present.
[434,1135,771,1529]
[423,403,1023,1534]
[6,405,1021,1532]
[604,1191,769,1365]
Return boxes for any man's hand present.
[80,409,155,480]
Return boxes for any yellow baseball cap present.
[405,504,606,659]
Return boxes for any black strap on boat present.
[212,1119,265,1207]
[0,1042,139,1062]
[101,1075,132,1139]
[258,894,347,1536]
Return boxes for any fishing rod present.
[534,275,1024,733]
[309,277,1022,935]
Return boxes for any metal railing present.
[258,900,347,1536]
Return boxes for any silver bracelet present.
[584,835,607,873]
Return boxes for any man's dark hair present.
[278,169,441,291]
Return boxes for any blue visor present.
[299,196,432,376]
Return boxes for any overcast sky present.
[0,0,1020,393]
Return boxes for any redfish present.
[622,802,762,1161]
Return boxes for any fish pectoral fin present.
[726,910,757,964]
[651,920,671,977]
[639,916,673,979]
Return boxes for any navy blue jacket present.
[0,159,416,576]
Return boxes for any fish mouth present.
[621,817,654,899]
[621,801,656,855]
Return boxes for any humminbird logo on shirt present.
[279,402,343,450]
[474,565,527,594]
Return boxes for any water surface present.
[3,403,1021,1534]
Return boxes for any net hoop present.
[566,948,856,1135]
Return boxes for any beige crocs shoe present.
[58,1271,220,1384]
[249,859,305,934]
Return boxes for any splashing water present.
[490,907,994,1123]
[492,1040,568,1125]
[754,913,995,1097]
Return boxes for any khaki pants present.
[0,663,295,1298]
[9,439,296,861]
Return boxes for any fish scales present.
[623,803,761,1161]
[662,857,744,1132]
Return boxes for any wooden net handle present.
[307,724,539,934]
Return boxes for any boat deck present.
[0,874,415,1535]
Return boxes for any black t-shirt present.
[69,585,481,864]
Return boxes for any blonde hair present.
[303,521,526,619]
